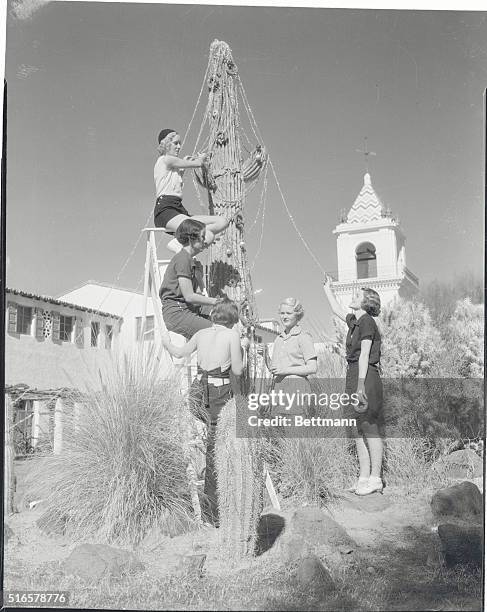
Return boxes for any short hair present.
[279,297,304,321]
[211,297,239,326]
[361,287,381,317]
[175,219,206,246]
[157,131,178,155]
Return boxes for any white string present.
[95,55,213,313]
[250,165,268,271]
[238,75,327,277]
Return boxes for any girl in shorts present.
[154,129,230,252]
[323,277,384,496]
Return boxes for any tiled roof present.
[347,173,391,224]
[6,288,123,320]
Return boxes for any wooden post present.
[4,394,15,516]
[53,397,64,455]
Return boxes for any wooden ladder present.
[141,228,203,522]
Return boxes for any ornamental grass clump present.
[27,349,194,545]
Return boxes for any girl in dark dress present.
[323,278,384,496]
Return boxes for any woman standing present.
[266,298,317,417]
[323,278,384,496]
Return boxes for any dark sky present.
[5,3,486,331]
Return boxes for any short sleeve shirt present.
[271,326,317,372]
[345,313,381,365]
[159,250,202,302]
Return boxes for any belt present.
[197,374,230,387]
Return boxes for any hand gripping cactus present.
[215,394,265,557]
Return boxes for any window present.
[136,316,155,341]
[59,315,74,342]
[16,305,33,335]
[356,242,377,279]
[105,325,113,349]
[91,321,100,347]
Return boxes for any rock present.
[437,523,482,567]
[36,510,68,536]
[178,554,206,577]
[366,566,375,574]
[294,555,335,591]
[63,544,145,582]
[4,523,14,544]
[263,506,356,578]
[431,449,483,479]
[431,481,482,523]
[287,507,356,549]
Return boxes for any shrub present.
[379,299,444,377]
[275,436,357,503]
[26,348,195,545]
[445,298,484,378]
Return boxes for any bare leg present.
[354,435,371,479]
[192,214,230,237]
[165,214,189,233]
[362,422,383,478]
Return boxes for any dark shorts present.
[154,195,191,228]
[162,301,211,340]
[345,362,384,433]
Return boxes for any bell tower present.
[331,172,418,308]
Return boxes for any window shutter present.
[7,303,17,333]
[35,308,44,339]
[75,317,84,348]
[51,311,60,341]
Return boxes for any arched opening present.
[356,242,377,279]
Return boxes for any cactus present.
[215,395,264,558]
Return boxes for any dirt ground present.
[4,460,483,611]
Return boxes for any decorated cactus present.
[215,395,265,557]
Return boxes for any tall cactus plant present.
[215,395,264,557]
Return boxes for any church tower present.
[331,172,418,308]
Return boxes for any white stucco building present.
[331,172,419,308]
[58,281,159,351]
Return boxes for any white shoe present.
[355,476,383,496]
[347,476,369,493]
[167,238,183,254]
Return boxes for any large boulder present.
[437,523,483,567]
[431,449,483,480]
[431,481,482,523]
[261,506,357,578]
[63,544,145,582]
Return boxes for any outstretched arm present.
[165,153,207,170]
[178,277,218,307]
[161,330,198,359]
[322,275,348,322]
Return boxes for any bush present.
[379,299,444,377]
[445,298,484,378]
[26,348,195,545]
[275,436,357,503]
